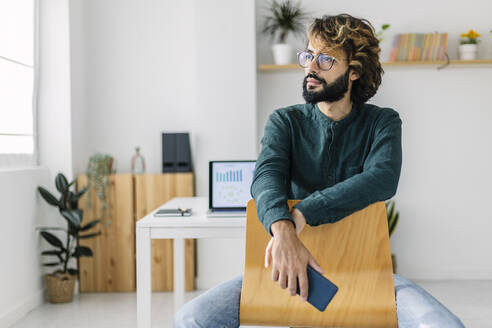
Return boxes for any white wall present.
[256,0,492,280]
[188,0,256,288]
[256,0,492,67]
[0,0,76,325]
[38,0,73,179]
[0,168,51,327]
[71,0,492,287]
[3,3,491,325]
[375,67,492,280]
[70,0,89,175]
[72,0,256,288]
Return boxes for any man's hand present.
[264,218,324,303]
[264,208,307,270]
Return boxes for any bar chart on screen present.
[212,162,255,208]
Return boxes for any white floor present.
[9,279,492,328]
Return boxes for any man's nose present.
[306,57,319,73]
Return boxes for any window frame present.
[0,0,39,168]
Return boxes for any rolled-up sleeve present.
[250,110,296,236]
[293,110,402,226]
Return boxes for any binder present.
[162,132,192,173]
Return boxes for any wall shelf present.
[258,59,492,71]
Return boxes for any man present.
[174,13,465,328]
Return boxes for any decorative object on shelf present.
[36,173,102,303]
[459,29,481,60]
[376,23,390,43]
[389,32,448,62]
[261,0,309,65]
[162,132,193,173]
[86,153,113,218]
[385,199,400,273]
[131,146,146,174]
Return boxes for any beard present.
[302,67,351,104]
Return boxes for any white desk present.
[136,196,246,328]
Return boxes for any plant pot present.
[272,43,293,65]
[391,253,397,274]
[44,272,76,303]
[458,44,478,60]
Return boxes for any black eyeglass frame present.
[296,50,346,71]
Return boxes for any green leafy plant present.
[385,200,399,237]
[261,0,309,44]
[376,24,390,43]
[86,153,113,218]
[37,173,102,277]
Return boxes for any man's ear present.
[350,70,360,81]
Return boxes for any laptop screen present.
[209,160,256,210]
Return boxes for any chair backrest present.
[239,199,398,328]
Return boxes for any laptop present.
[206,160,256,218]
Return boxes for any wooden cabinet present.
[76,173,196,292]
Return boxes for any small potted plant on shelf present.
[376,23,391,43]
[385,199,400,273]
[261,0,309,65]
[459,29,481,60]
[37,173,102,303]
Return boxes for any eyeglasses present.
[297,51,343,71]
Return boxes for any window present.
[0,0,38,168]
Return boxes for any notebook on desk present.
[206,160,256,218]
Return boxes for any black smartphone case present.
[296,264,339,312]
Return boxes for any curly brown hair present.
[307,13,383,106]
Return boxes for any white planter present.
[272,43,293,65]
[458,44,478,60]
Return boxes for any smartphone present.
[296,264,338,312]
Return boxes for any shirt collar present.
[313,102,361,127]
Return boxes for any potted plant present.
[385,200,400,273]
[459,29,481,60]
[86,153,114,218]
[261,0,309,65]
[37,173,102,303]
[376,23,391,43]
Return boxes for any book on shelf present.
[389,32,448,62]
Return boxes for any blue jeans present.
[174,273,465,328]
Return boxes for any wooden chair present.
[239,199,398,328]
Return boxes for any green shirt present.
[250,102,402,236]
